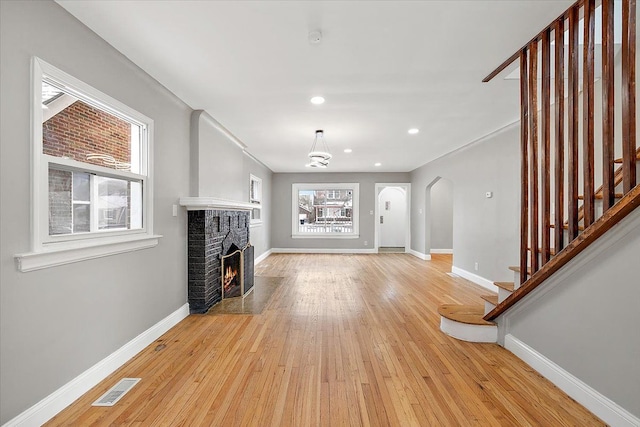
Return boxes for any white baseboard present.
[271,248,377,254]
[254,249,272,265]
[408,249,431,260]
[430,248,453,254]
[4,303,190,427]
[505,334,640,427]
[451,266,497,293]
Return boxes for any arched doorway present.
[425,177,453,257]
[374,183,411,252]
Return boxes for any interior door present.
[378,187,406,247]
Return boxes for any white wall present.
[411,124,520,281]
[0,1,191,422]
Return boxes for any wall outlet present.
[369,210,374,215]
[364,241,368,246]
[172,204,178,217]
[474,262,479,271]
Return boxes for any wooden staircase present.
[438,0,639,343]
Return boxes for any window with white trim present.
[249,174,262,225]
[292,183,359,238]
[16,57,158,271]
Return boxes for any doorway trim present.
[374,183,411,252]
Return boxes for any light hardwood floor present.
[47,254,604,426]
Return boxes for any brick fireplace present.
[185,203,255,314]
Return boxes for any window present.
[292,183,359,238]
[249,174,262,225]
[15,58,158,272]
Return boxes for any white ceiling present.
[56,0,574,173]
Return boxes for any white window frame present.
[14,57,160,272]
[249,174,262,226]
[291,183,359,238]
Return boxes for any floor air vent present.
[92,378,140,407]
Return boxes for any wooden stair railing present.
[572,147,640,224]
[482,0,638,321]
[486,186,640,320]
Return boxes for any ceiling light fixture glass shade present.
[307,129,332,168]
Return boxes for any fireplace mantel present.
[179,197,255,211]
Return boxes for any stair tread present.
[578,193,624,200]
[528,247,557,256]
[480,294,499,305]
[614,152,640,163]
[494,281,515,291]
[508,266,532,274]
[438,304,496,326]
[550,223,585,231]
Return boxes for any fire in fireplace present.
[221,249,243,299]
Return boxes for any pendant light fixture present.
[307,129,332,168]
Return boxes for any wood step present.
[437,304,496,326]
[480,294,499,305]
[550,223,585,231]
[528,247,557,256]
[577,193,624,200]
[614,152,640,163]
[508,266,532,275]
[494,281,515,292]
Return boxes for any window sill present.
[14,234,162,272]
[291,234,360,239]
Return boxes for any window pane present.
[73,204,90,233]
[96,176,129,230]
[42,81,140,172]
[72,172,90,202]
[130,181,143,229]
[297,188,353,234]
[49,168,72,235]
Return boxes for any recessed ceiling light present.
[344,148,352,153]
[408,128,419,134]
[310,96,325,105]
[374,162,382,167]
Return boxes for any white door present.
[378,187,406,247]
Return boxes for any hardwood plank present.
[46,254,604,426]
[555,18,566,252]
[529,39,540,274]
[602,0,616,211]
[520,49,530,290]
[568,5,580,241]
[541,28,552,265]
[622,0,638,192]
[583,0,596,227]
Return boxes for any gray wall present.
[0,1,186,422]
[190,110,273,258]
[411,125,520,281]
[271,173,410,249]
[191,110,245,200]
[242,155,272,258]
[503,209,640,418]
[429,178,454,251]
